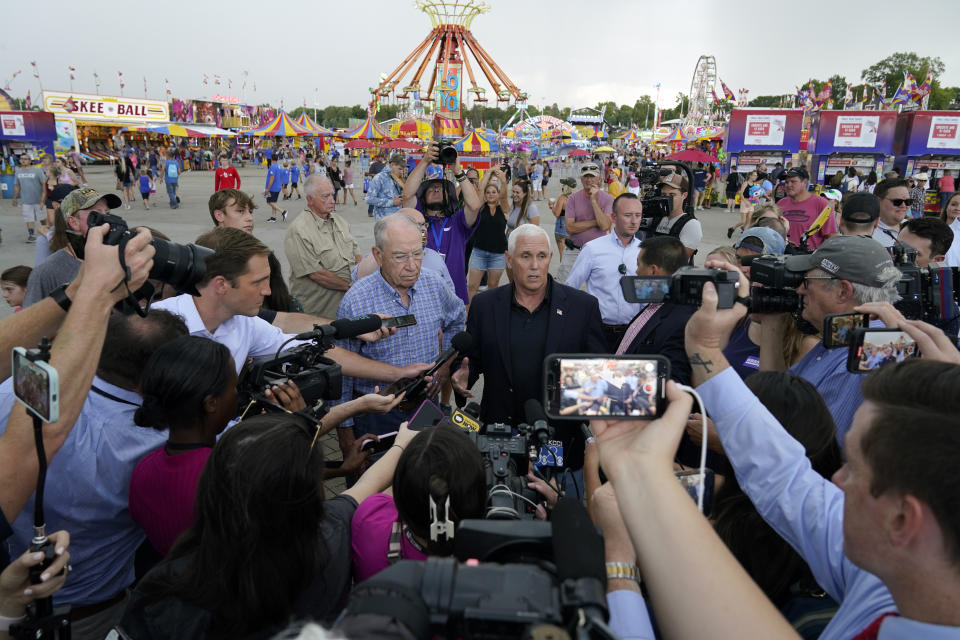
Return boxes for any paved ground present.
[0,162,740,495]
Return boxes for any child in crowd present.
[139,168,153,210]
[1,265,32,312]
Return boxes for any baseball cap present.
[781,166,809,181]
[580,162,601,177]
[785,235,895,288]
[735,227,786,255]
[841,192,880,224]
[659,172,689,191]
[59,186,123,218]
[48,184,79,204]
[822,189,842,202]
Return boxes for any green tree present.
[861,52,945,90]
[748,95,784,107]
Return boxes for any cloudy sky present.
[3,0,959,114]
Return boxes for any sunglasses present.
[886,198,911,207]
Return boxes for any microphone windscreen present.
[330,314,383,339]
[524,398,548,425]
[450,331,473,352]
[551,498,606,583]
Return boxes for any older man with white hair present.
[284,174,361,317]
[452,223,606,474]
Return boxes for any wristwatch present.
[49,284,72,313]
[605,561,641,584]
[455,171,467,182]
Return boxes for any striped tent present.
[242,112,311,136]
[656,126,688,143]
[342,116,391,140]
[294,113,333,136]
[452,130,499,153]
[390,118,432,139]
[616,128,641,143]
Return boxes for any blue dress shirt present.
[565,232,642,325]
[789,339,865,443]
[0,377,167,607]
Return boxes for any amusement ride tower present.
[369,0,525,137]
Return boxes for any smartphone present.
[676,468,715,514]
[360,431,398,454]
[823,312,870,348]
[408,399,445,431]
[847,328,919,373]
[12,347,59,423]
[620,275,672,304]
[544,354,669,420]
[381,314,417,330]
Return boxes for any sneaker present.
[25,234,36,244]
[281,210,287,222]
[267,217,277,223]
[125,204,131,210]
[727,227,734,239]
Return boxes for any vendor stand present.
[1,111,56,198]
[894,111,960,213]
[725,108,804,175]
[807,109,897,186]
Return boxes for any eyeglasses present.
[801,275,837,288]
[389,250,425,264]
[886,198,911,207]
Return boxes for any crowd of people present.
[0,138,958,640]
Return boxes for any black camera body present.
[747,255,805,314]
[85,211,213,297]
[636,161,696,231]
[471,422,541,520]
[238,343,342,415]
[437,141,458,165]
[891,245,960,326]
[622,266,739,309]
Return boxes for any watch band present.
[49,284,72,313]
[605,561,641,583]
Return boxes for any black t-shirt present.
[472,204,508,253]
[0,507,12,569]
[118,495,359,639]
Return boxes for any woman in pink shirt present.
[351,424,487,582]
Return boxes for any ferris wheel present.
[685,55,718,127]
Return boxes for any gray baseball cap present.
[785,235,895,287]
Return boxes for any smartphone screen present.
[544,355,668,420]
[620,275,671,304]
[848,329,919,373]
[381,314,417,330]
[12,348,59,423]
[823,313,870,348]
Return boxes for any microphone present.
[390,332,473,411]
[523,398,552,450]
[293,314,383,340]
[551,498,609,624]
[430,331,473,373]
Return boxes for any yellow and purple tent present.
[342,116,391,140]
[243,112,311,136]
[294,113,333,136]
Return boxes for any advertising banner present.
[834,115,880,148]
[743,114,786,146]
[436,63,462,121]
[927,115,960,150]
[54,118,77,154]
[1,114,25,137]
[42,91,169,122]
[726,109,804,152]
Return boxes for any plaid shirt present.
[337,268,465,397]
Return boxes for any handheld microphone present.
[429,331,473,375]
[383,332,474,411]
[551,498,609,625]
[523,398,552,450]
[293,314,383,340]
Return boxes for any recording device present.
[544,354,669,420]
[361,431,398,454]
[450,401,481,433]
[380,314,417,330]
[379,331,473,411]
[635,160,696,226]
[80,211,214,310]
[847,328,919,373]
[9,339,72,640]
[12,347,59,423]
[620,267,739,308]
[891,245,960,327]
[437,140,458,165]
[748,254,805,314]
[291,314,383,340]
[824,312,870,348]
[408,398,445,431]
[339,499,615,640]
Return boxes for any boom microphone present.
[293,314,383,340]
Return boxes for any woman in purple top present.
[351,424,486,582]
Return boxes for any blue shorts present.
[554,216,568,237]
[469,247,506,271]
[266,191,280,203]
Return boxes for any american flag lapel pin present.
[557,309,563,316]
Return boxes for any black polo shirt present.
[508,285,551,425]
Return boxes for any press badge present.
[537,440,564,467]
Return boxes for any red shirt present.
[214,167,241,191]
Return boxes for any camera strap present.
[91,385,140,407]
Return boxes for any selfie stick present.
[10,338,73,640]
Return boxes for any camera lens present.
[438,145,458,165]
[149,239,213,296]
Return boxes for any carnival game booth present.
[894,111,960,213]
[725,109,804,176]
[807,110,898,186]
[42,91,170,162]
[1,111,56,198]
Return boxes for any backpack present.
[645,212,698,264]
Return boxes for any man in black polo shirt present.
[452,224,606,473]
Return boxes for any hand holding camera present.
[78,224,155,303]
[683,260,751,352]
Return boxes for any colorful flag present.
[118,71,125,90]
[844,85,854,109]
[815,79,833,107]
[214,74,221,86]
[68,66,76,80]
[914,70,933,99]
[64,96,77,112]
[25,90,31,109]
[902,71,918,96]
[720,79,735,101]
[711,88,723,107]
[30,61,38,78]
[202,74,209,85]
[165,78,171,96]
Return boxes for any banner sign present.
[743,114,786,146]
[834,115,880,148]
[927,115,960,150]
[1,114,25,137]
[436,63,462,121]
[42,90,169,122]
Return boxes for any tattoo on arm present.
[689,352,713,374]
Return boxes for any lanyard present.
[429,218,446,251]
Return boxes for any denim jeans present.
[165,182,177,207]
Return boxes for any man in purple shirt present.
[402,142,482,304]
[556,162,614,282]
